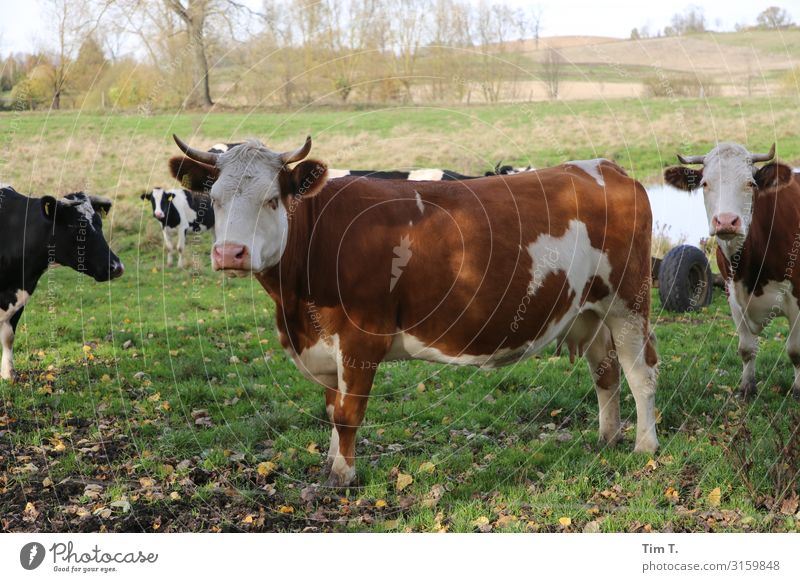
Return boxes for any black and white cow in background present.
[0,186,124,380]
[327,162,534,181]
[485,160,534,176]
[141,143,229,268]
[140,187,214,268]
[326,168,481,180]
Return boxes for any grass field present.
[1,101,800,532]
[1,249,799,533]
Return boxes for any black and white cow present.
[485,160,534,176]
[0,186,124,380]
[326,168,481,181]
[140,187,214,268]
[141,142,230,268]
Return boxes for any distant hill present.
[519,30,800,77]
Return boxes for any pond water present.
[645,183,708,247]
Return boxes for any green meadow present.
[1,101,799,532]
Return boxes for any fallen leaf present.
[396,472,413,492]
[550,408,562,417]
[780,495,799,516]
[306,442,319,455]
[558,516,572,526]
[375,499,387,509]
[664,487,679,503]
[418,461,436,474]
[708,487,722,508]
[278,505,294,514]
[257,461,276,477]
[472,516,490,527]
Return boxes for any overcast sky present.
[0,0,798,55]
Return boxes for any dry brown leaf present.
[396,472,413,492]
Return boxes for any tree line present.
[0,1,795,111]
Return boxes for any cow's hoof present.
[738,380,757,401]
[0,370,17,383]
[324,472,355,490]
[633,436,659,454]
[598,431,623,448]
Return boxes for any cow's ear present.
[140,191,152,201]
[41,195,58,221]
[754,162,794,191]
[664,166,703,191]
[288,160,328,198]
[169,156,219,192]
[90,196,113,216]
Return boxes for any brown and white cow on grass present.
[665,142,800,400]
[170,135,659,487]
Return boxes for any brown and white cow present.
[171,135,659,487]
[665,142,800,399]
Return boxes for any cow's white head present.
[170,135,328,273]
[664,142,793,245]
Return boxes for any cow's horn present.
[749,143,776,163]
[677,152,706,165]
[280,136,312,164]
[173,134,220,166]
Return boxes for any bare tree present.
[542,48,562,99]
[529,5,543,50]
[162,0,215,107]
[42,0,110,109]
[475,1,514,103]
[391,0,430,102]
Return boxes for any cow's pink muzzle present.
[711,213,742,238]
[212,243,249,270]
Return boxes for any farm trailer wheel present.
[657,245,713,312]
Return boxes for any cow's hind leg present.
[608,315,659,453]
[584,321,622,446]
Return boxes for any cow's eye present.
[266,198,278,210]
[700,180,708,188]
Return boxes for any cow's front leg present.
[326,347,381,488]
[0,321,16,381]
[323,382,339,473]
[177,227,187,269]
[162,228,175,267]
[728,290,760,399]
[786,312,800,399]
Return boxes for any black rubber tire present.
[658,245,713,312]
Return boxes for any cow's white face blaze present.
[209,142,289,273]
[664,143,782,249]
[697,144,757,240]
[170,134,326,274]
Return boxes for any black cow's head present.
[42,192,124,281]
[140,188,181,228]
